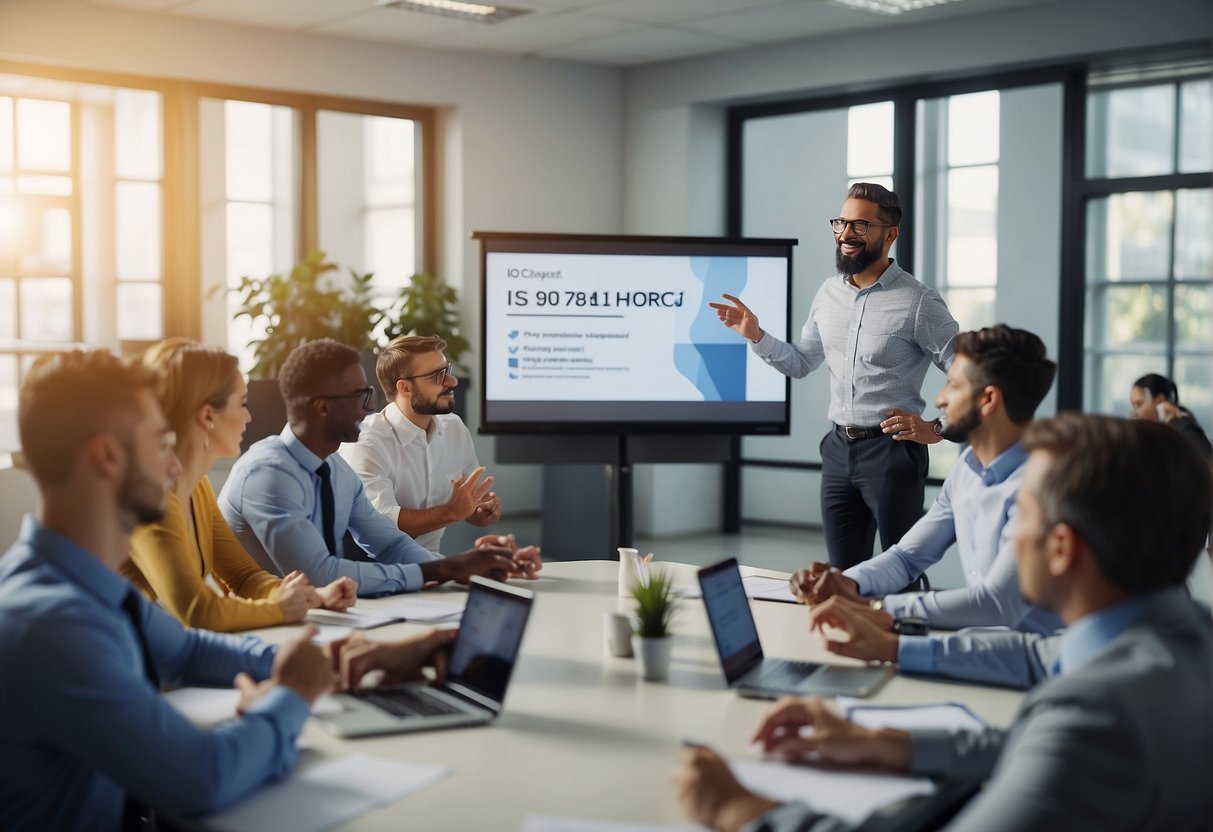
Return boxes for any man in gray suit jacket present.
[675,413,1212,832]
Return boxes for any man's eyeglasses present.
[829,218,892,237]
[402,363,454,386]
[313,387,375,409]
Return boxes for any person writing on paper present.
[788,325,1060,636]
[123,338,357,631]
[1129,372,1211,458]
[711,183,958,570]
[675,414,1212,832]
[0,349,339,829]
[339,334,540,572]
[219,338,522,596]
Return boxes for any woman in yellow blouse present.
[124,338,357,631]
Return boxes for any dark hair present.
[846,182,902,227]
[1023,413,1212,593]
[19,350,155,487]
[278,338,361,415]
[951,325,1055,425]
[376,335,447,399]
[1133,373,1180,404]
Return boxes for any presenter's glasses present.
[829,218,892,236]
[403,362,454,386]
[313,387,375,409]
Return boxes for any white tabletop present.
[247,560,1024,829]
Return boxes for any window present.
[1082,66,1212,429]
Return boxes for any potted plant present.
[630,569,678,682]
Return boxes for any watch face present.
[933,418,944,436]
[893,617,929,636]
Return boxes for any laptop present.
[315,576,534,738]
[698,558,892,699]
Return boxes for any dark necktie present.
[121,590,159,831]
[317,462,337,558]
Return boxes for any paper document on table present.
[164,686,240,727]
[204,754,449,832]
[305,608,399,630]
[731,759,936,826]
[742,575,798,604]
[374,597,464,623]
[521,816,706,832]
[836,699,988,733]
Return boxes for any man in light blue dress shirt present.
[792,325,1061,640]
[0,350,336,830]
[675,414,1212,832]
[219,338,519,597]
[712,183,958,569]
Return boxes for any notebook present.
[314,576,533,737]
[698,558,892,699]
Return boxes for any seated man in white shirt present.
[340,335,540,572]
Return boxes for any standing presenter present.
[711,183,958,569]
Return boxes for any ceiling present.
[89,0,1061,67]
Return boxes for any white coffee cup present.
[604,611,634,657]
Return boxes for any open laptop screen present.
[699,558,764,684]
[446,578,532,704]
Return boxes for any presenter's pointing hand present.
[708,294,762,342]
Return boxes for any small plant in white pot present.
[631,570,678,682]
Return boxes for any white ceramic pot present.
[631,634,673,682]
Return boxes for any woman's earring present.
[204,422,214,451]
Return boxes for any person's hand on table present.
[792,565,862,605]
[340,627,459,689]
[315,576,358,611]
[751,696,911,771]
[809,596,898,663]
[276,570,317,622]
[236,624,336,712]
[673,745,779,832]
[881,408,942,445]
[475,533,543,579]
[422,545,517,585]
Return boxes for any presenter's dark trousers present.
[819,426,928,570]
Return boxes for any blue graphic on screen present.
[673,257,749,401]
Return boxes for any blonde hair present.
[142,338,240,441]
[375,335,447,398]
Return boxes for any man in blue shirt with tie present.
[791,325,1060,640]
[676,414,1212,832]
[219,338,519,596]
[0,350,338,830]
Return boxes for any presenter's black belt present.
[836,423,884,441]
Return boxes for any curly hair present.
[277,339,361,415]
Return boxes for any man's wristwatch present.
[891,616,929,636]
[931,417,945,436]
[869,598,884,612]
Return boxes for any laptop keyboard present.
[352,687,464,718]
[754,660,821,689]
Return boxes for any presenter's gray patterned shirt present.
[752,260,957,427]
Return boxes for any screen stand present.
[605,435,633,555]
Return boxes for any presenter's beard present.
[940,402,982,443]
[835,238,882,275]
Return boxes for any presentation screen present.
[476,233,795,435]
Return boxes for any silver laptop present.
[315,576,534,738]
[698,558,892,699]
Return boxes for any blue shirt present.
[219,425,439,596]
[752,260,957,426]
[0,516,309,831]
[846,442,1060,634]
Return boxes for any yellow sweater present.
[125,477,286,631]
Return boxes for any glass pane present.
[1175,284,1212,347]
[1179,79,1211,174]
[114,88,163,181]
[0,280,14,338]
[944,287,995,331]
[19,207,71,275]
[1085,191,1173,283]
[365,116,415,206]
[1086,84,1175,178]
[1175,188,1210,280]
[19,277,72,341]
[364,207,414,292]
[225,202,273,365]
[116,282,162,341]
[1088,284,1168,349]
[16,175,71,196]
[224,100,274,203]
[0,354,17,452]
[948,91,999,167]
[847,101,894,178]
[1174,354,1213,433]
[16,99,71,172]
[0,97,11,172]
[946,166,997,287]
[115,181,161,280]
[1085,352,1158,418]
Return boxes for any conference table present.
[238,560,1026,830]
